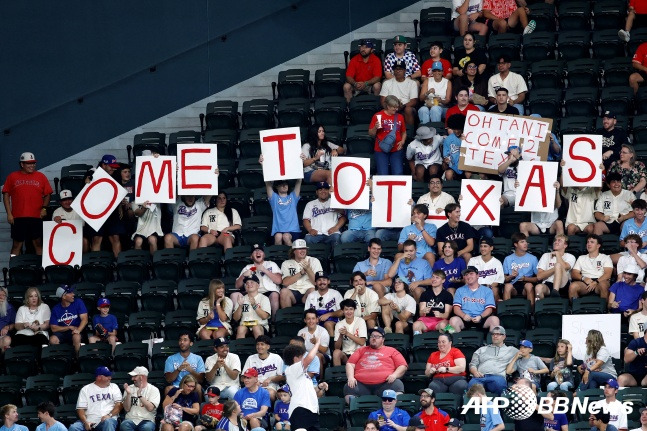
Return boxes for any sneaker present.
[414,330,421,336]
[523,20,536,35]
[619,29,630,42]
[384,326,392,334]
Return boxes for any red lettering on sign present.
[181,148,213,189]
[48,222,77,266]
[262,133,297,176]
[136,160,174,199]
[375,180,407,222]
[519,165,547,207]
[567,137,597,183]
[80,179,118,219]
[465,184,496,221]
[333,162,366,205]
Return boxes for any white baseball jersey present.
[304,289,343,313]
[239,261,281,293]
[243,353,285,391]
[595,189,634,223]
[344,288,380,318]
[383,292,416,322]
[417,192,455,226]
[302,198,341,235]
[629,312,647,337]
[468,255,505,285]
[233,293,271,329]
[123,383,160,424]
[537,252,576,286]
[334,317,367,355]
[591,399,627,431]
[573,253,613,278]
[281,257,323,294]
[617,253,647,283]
[77,382,123,423]
[298,325,331,355]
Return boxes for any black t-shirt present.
[453,47,488,70]
[419,288,454,314]
[437,222,477,251]
[597,127,627,168]
[515,411,544,431]
[488,105,520,115]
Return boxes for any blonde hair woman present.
[577,329,617,390]
[197,280,233,340]
[162,375,200,431]
[13,287,50,347]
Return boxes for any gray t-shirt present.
[584,346,617,378]
[511,354,547,386]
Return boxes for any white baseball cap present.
[59,190,73,200]
[20,152,36,163]
[292,239,308,249]
[128,366,149,376]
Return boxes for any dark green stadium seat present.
[412,331,441,362]
[242,99,275,130]
[528,88,562,118]
[564,88,599,117]
[203,130,237,159]
[349,395,382,426]
[488,34,522,63]
[187,249,222,279]
[177,278,209,310]
[128,311,164,342]
[274,306,305,336]
[223,245,253,277]
[152,248,186,282]
[7,254,43,286]
[116,249,151,283]
[164,309,198,341]
[78,343,112,373]
[557,31,591,61]
[572,296,607,314]
[4,344,39,379]
[522,32,556,62]
[333,243,366,273]
[535,297,569,329]
[105,280,140,315]
[348,95,380,125]
[559,116,595,137]
[600,86,634,116]
[419,7,452,38]
[592,0,625,30]
[323,366,348,398]
[528,3,556,32]
[314,67,345,98]
[530,60,564,89]
[24,374,61,406]
[314,97,347,126]
[151,340,178,371]
[603,57,634,88]
[566,58,600,88]
[0,375,23,406]
[238,128,262,158]
[557,3,591,31]
[277,69,310,99]
[41,344,76,375]
[240,216,271,246]
[592,30,626,60]
[114,341,149,371]
[141,279,176,312]
[318,396,346,430]
[277,97,311,128]
[346,124,374,154]
[402,362,428,395]
[525,328,559,358]
[496,298,531,331]
[204,100,239,131]
[63,373,95,404]
[133,132,166,159]
[167,130,201,156]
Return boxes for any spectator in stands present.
[131,200,162,255]
[0,404,28,431]
[164,331,205,396]
[630,292,647,338]
[631,42,647,94]
[195,387,223,431]
[534,235,576,303]
[442,115,466,181]
[117,164,136,234]
[467,326,518,395]
[286,337,328,398]
[563,186,599,236]
[588,412,616,431]
[425,334,468,394]
[52,189,89,251]
[482,0,536,35]
[413,271,452,334]
[419,63,452,124]
[407,127,443,182]
[468,237,505,301]
[13,287,50,348]
[619,328,647,387]
[421,41,452,81]
[546,340,574,392]
[198,191,241,251]
[232,274,271,339]
[381,60,418,126]
[197,279,233,340]
[89,298,118,354]
[379,276,416,334]
[437,203,476,262]
[333,298,367,367]
[597,111,628,171]
[592,379,628,431]
[488,87,519,115]
[344,327,408,403]
[453,33,487,76]
[450,267,500,334]
[2,151,53,257]
[453,0,489,36]
[432,241,471,295]
[280,239,323,308]
[617,200,647,258]
[387,240,433,300]
[0,288,14,352]
[578,330,618,390]
[49,285,87,354]
[487,56,528,115]
[467,384,504,431]
[344,272,380,328]
[569,234,614,301]
[365,420,380,431]
[619,0,647,42]
[589,172,635,236]
[353,238,393,298]
[233,245,281,318]
[262,174,301,246]
[301,124,344,184]
[384,36,421,80]
[506,340,548,390]
[344,39,383,103]
[609,263,644,317]
[415,389,450,431]
[304,271,343,336]
[303,181,345,246]
[418,176,456,225]
[399,204,437,267]
[341,205,376,244]
[205,338,241,400]
[445,88,479,128]
[617,236,647,284]
[608,144,647,194]
[121,366,160,431]
[68,366,122,431]
[502,232,538,302]
[369,95,407,176]
[298,309,331,376]
[36,402,66,431]
[161,375,200,431]
[453,60,489,111]
[519,182,563,239]
[368,389,411,431]
[164,195,210,251]
[233,369,271,430]
[242,335,285,402]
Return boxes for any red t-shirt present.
[483,0,518,19]
[201,402,223,421]
[421,58,452,78]
[349,345,408,385]
[633,42,647,67]
[426,347,467,378]
[346,53,383,83]
[369,111,405,153]
[445,104,480,127]
[630,0,647,15]
[418,407,450,431]
[2,170,53,218]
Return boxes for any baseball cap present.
[446,419,464,428]
[20,152,37,163]
[393,35,408,43]
[315,271,329,281]
[214,337,230,347]
[418,388,434,397]
[480,237,494,246]
[393,59,407,70]
[56,285,74,298]
[603,111,617,119]
[520,340,534,349]
[505,145,520,154]
[368,327,386,337]
[491,326,507,336]
[251,243,264,252]
[415,126,436,140]
[292,239,308,249]
[606,378,619,389]
[242,368,259,378]
[432,61,443,71]
[97,298,111,308]
[59,189,73,200]
[277,385,291,394]
[206,386,221,397]
[360,39,375,48]
[96,366,112,377]
[243,274,260,285]
[409,417,426,429]
[101,154,120,168]
[128,366,149,377]
[462,266,478,276]
[316,181,330,189]
[382,389,397,400]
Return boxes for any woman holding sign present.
[301,124,344,184]
[369,95,407,175]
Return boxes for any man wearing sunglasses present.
[368,389,411,431]
[303,271,343,337]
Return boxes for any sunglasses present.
[318,296,324,306]
[382,398,396,402]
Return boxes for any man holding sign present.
[303,182,346,246]
[163,195,210,251]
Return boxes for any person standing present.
[283,337,321,431]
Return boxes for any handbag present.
[378,114,399,153]
[163,404,183,426]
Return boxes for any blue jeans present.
[514,104,524,115]
[70,419,117,431]
[418,106,447,123]
[374,150,404,175]
[375,228,400,242]
[467,375,508,395]
[341,229,377,243]
[120,420,156,431]
[219,385,239,400]
[305,233,341,246]
[579,371,616,390]
[546,381,573,391]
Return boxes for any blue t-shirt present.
[50,299,88,329]
[396,257,432,283]
[164,352,206,387]
[481,401,504,431]
[1,425,29,431]
[274,401,290,421]
[36,422,68,431]
[503,252,538,283]
[346,208,373,231]
[399,223,438,257]
[0,303,16,332]
[354,258,393,285]
[168,386,199,422]
[544,413,568,431]
[92,314,118,333]
[610,281,645,313]
[627,337,647,375]
[433,258,467,290]
[368,408,411,431]
[443,134,463,175]
[453,285,496,318]
[269,192,300,235]
[620,218,647,252]
[233,387,271,417]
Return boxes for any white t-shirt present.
[172,199,207,237]
[531,209,559,232]
[243,353,285,391]
[196,298,233,334]
[590,399,627,431]
[334,317,367,355]
[595,189,635,223]
[487,71,528,100]
[573,253,614,279]
[77,382,123,423]
[15,303,51,339]
[281,257,323,294]
[406,137,443,167]
[452,0,483,18]
[617,253,647,283]
[238,262,281,293]
[468,256,505,286]
[52,207,84,224]
[564,187,598,226]
[537,252,576,287]
[302,199,341,236]
[298,325,331,356]
[131,203,163,238]
[201,207,241,233]
[380,77,419,105]
[301,142,340,173]
[343,288,380,318]
[384,293,416,322]
[417,192,455,226]
[123,383,160,424]
[205,352,242,390]
[629,312,647,337]
[284,361,319,417]
[304,289,343,313]
[233,293,271,329]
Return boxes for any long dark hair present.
[306,124,334,158]
[215,191,235,225]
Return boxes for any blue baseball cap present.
[95,366,112,377]
[97,298,111,308]
[520,340,533,349]
[606,378,619,389]
[101,154,120,168]
[382,389,397,400]
[432,61,443,71]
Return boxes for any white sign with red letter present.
[135,156,177,204]
[330,157,370,210]
[42,220,83,268]
[371,176,412,228]
[515,161,559,213]
[460,180,502,226]
[177,144,219,195]
[71,167,128,231]
[260,127,304,181]
[562,135,603,187]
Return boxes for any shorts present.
[418,316,444,331]
[290,290,306,304]
[98,210,127,236]
[463,318,487,331]
[603,221,621,235]
[502,190,516,207]
[565,221,593,232]
[510,280,528,295]
[343,379,405,397]
[273,231,302,240]
[51,331,74,344]
[172,233,191,247]
[11,217,43,241]
[304,170,315,182]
